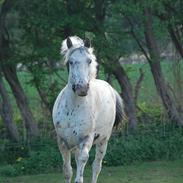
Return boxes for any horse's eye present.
[88,59,92,64]
[69,60,73,65]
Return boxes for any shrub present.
[103,120,183,166]
[14,144,62,175]
[0,141,29,164]
[0,165,18,177]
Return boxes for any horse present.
[52,36,124,183]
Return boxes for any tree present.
[0,74,20,142]
[0,0,39,140]
[144,8,183,126]
[154,0,183,58]
[113,0,183,126]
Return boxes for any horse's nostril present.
[72,84,76,92]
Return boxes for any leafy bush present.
[0,165,18,177]
[15,145,62,175]
[102,106,183,166]
[0,141,29,164]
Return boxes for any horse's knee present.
[78,147,89,163]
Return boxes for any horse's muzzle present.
[72,83,89,96]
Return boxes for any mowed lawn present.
[1,160,183,183]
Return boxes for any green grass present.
[1,160,183,183]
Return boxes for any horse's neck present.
[65,84,88,106]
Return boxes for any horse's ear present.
[84,38,91,48]
[66,37,73,49]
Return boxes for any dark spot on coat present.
[94,133,100,141]
[56,121,61,128]
[67,112,69,116]
[71,109,74,115]
[73,130,77,135]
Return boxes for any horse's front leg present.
[75,135,93,183]
[91,139,108,183]
[57,137,73,183]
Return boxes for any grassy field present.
[1,160,183,183]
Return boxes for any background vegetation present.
[0,0,183,179]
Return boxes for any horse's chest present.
[53,104,93,147]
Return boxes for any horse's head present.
[61,36,98,97]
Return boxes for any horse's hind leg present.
[75,135,93,183]
[57,137,73,183]
[91,139,108,183]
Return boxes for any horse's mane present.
[61,36,98,79]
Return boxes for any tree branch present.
[124,15,151,62]
[134,68,144,106]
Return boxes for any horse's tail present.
[114,90,125,128]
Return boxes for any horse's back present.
[90,79,118,140]
[92,80,124,126]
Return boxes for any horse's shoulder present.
[90,79,116,103]
[52,86,67,117]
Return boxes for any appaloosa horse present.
[52,36,124,183]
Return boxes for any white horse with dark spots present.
[52,36,124,183]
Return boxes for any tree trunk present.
[0,0,21,141]
[144,9,183,126]
[2,64,39,139]
[113,62,137,131]
[168,25,183,59]
[0,74,20,142]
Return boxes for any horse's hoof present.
[75,181,82,183]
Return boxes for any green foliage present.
[103,107,183,166]
[0,138,62,175]
[15,146,62,175]
[0,165,18,177]
[0,141,29,164]
[104,128,183,166]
